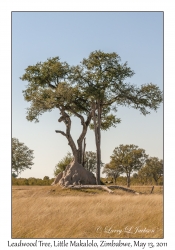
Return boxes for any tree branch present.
[55,130,66,137]
[67,107,85,125]
[47,81,56,89]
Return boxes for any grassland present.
[12,185,163,239]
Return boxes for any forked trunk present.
[55,108,95,186]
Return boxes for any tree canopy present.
[12,138,34,176]
[110,144,148,187]
[21,50,163,186]
[102,161,122,184]
[138,157,163,185]
[70,50,163,184]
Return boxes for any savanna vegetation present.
[12,51,163,239]
[12,185,163,239]
[12,176,55,186]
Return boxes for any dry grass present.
[12,186,163,239]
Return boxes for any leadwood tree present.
[20,57,97,186]
[21,51,163,186]
[21,56,120,186]
[110,144,148,187]
[12,137,34,176]
[70,50,163,184]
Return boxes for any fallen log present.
[65,185,114,193]
[107,185,140,195]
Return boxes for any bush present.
[12,177,55,186]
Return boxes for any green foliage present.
[12,177,55,186]
[12,138,34,176]
[20,50,163,128]
[20,57,89,123]
[54,152,73,176]
[43,176,50,180]
[70,50,162,184]
[89,114,121,131]
[138,157,163,185]
[84,151,97,173]
[110,144,148,186]
[20,51,163,184]
[12,173,18,178]
[101,176,127,186]
[72,50,163,115]
[102,161,122,184]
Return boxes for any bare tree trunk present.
[76,112,92,165]
[153,174,159,185]
[55,108,78,162]
[150,186,154,194]
[54,108,96,187]
[56,108,92,165]
[82,137,86,167]
[92,101,101,185]
[96,100,102,185]
[127,173,131,187]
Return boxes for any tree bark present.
[56,108,79,162]
[82,137,86,167]
[75,111,92,164]
[55,108,96,186]
[96,100,102,185]
[56,105,92,165]
[92,101,101,185]
[127,173,131,187]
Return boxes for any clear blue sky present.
[12,12,163,179]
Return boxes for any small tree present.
[84,151,97,173]
[138,157,163,185]
[12,138,34,176]
[102,161,122,184]
[54,152,73,176]
[43,176,50,180]
[111,144,148,187]
[12,173,18,178]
